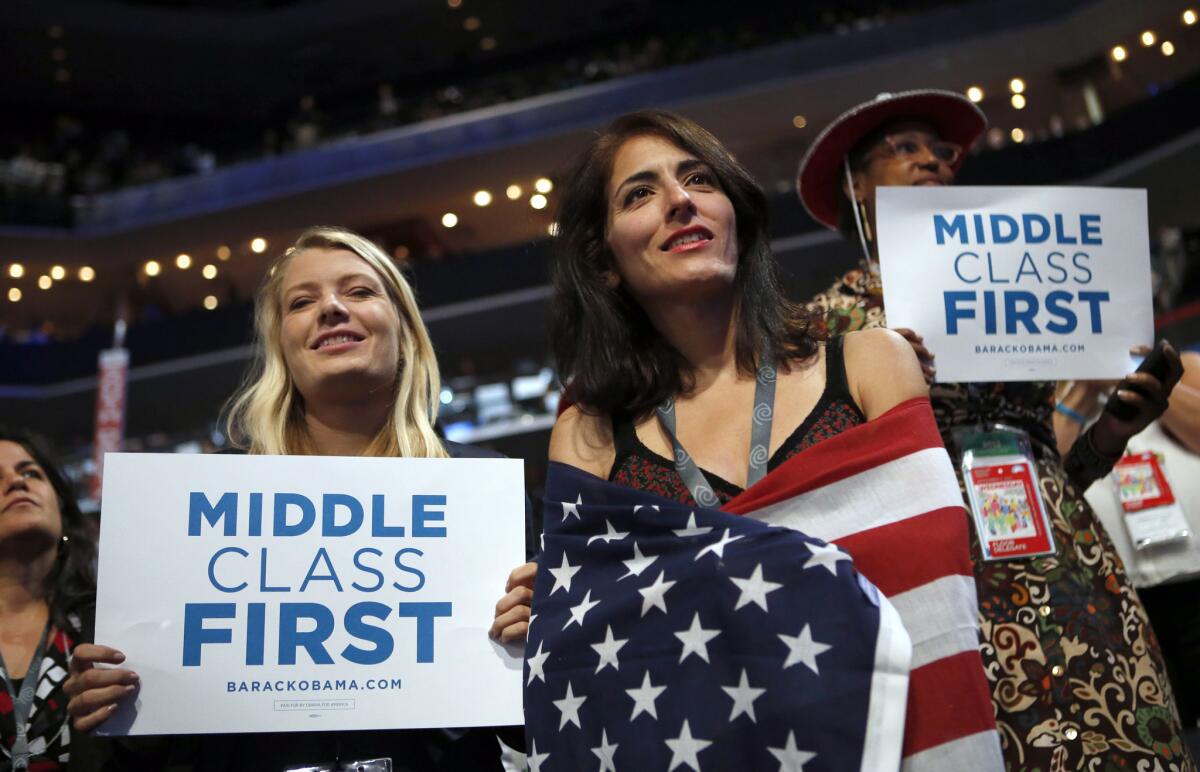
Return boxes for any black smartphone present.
[1105,341,1170,421]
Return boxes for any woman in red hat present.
[798,90,1194,771]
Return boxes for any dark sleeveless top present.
[609,337,865,507]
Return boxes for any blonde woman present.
[64,226,527,770]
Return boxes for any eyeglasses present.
[874,134,963,166]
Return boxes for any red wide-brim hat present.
[796,89,987,229]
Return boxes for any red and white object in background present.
[91,348,129,499]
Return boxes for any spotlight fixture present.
[473,190,493,207]
[50,265,66,280]
[7,288,21,302]
[202,264,218,280]
[144,260,161,277]
[534,178,554,194]
[1011,94,1027,110]
[506,184,522,200]
[1184,10,1197,26]
[1141,30,1156,47]
[176,253,192,270]
[441,212,459,228]
[216,245,232,261]
[38,275,52,290]
[1161,41,1175,57]
[530,194,548,210]
[203,295,219,310]
[250,237,268,254]
[8,263,24,279]
[1111,45,1127,62]
[791,114,809,128]
[78,266,95,282]
[1009,77,1025,94]
[1011,128,1026,143]
[965,86,983,103]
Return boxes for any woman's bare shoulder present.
[842,328,928,419]
[548,404,616,478]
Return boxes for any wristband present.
[1054,401,1089,426]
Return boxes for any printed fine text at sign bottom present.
[230,678,403,693]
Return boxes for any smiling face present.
[605,133,739,304]
[851,120,957,209]
[0,440,63,551]
[279,247,403,407]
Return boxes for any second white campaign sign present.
[95,453,525,735]
[875,186,1154,382]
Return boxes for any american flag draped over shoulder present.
[725,397,1002,770]
[524,466,912,769]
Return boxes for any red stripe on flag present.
[903,650,996,756]
[833,506,972,596]
[726,397,944,514]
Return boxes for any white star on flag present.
[637,570,676,616]
[673,512,712,538]
[664,719,711,771]
[767,731,818,771]
[625,671,667,720]
[591,728,619,772]
[563,589,601,630]
[617,542,657,581]
[561,494,582,522]
[675,612,721,663]
[525,739,550,772]
[526,640,550,686]
[803,541,850,577]
[779,623,833,674]
[721,668,766,722]
[695,528,743,561]
[548,553,580,596]
[729,563,783,611]
[552,681,587,729]
[587,519,630,546]
[590,625,628,673]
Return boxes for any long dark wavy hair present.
[552,110,823,420]
[0,428,97,639]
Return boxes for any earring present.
[857,199,874,243]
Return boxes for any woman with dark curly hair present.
[0,428,98,771]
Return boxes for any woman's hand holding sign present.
[64,643,138,732]
[490,561,536,644]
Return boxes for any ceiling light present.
[78,266,95,282]
[176,253,192,269]
[1111,45,1127,62]
[530,194,548,210]
[1161,40,1175,56]
[791,115,808,128]
[473,190,493,206]
[534,178,553,194]
[7,263,24,279]
[463,16,481,30]
[1184,10,1197,26]
[216,245,232,261]
[144,260,161,277]
[50,265,65,280]
[37,275,52,290]
[202,264,218,279]
[203,295,219,310]
[1009,77,1025,94]
[7,288,20,302]
[1011,128,1026,143]
[480,36,496,51]
[1141,30,1156,47]
[441,212,459,228]
[1011,93,1027,110]
[250,237,267,254]
[506,184,522,200]
[965,86,983,103]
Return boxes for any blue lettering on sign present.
[322,494,363,537]
[943,290,1109,335]
[930,212,1103,245]
[182,603,236,666]
[342,602,394,665]
[413,495,447,537]
[189,492,237,536]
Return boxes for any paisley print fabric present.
[808,266,1196,772]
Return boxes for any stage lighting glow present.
[530,194,548,210]
[442,212,459,228]
[7,288,20,302]
[144,260,161,277]
[1011,94,1026,110]
[1141,30,1156,47]
[966,86,983,103]
[1185,10,1197,26]
[50,265,65,280]
[1161,41,1175,56]
[480,36,496,51]
[393,245,410,260]
[202,264,218,279]
[791,114,808,128]
[8,264,24,279]
[1011,128,1026,143]
[548,222,559,236]
[176,253,192,269]
[534,178,553,194]
[38,275,52,290]
[1111,45,1127,62]
[250,237,268,253]
[78,266,95,282]
[1009,78,1025,94]
[506,184,522,200]
[473,190,493,206]
[216,245,232,261]
[203,295,219,310]
[463,16,480,30]
[446,0,461,7]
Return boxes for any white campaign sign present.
[95,453,525,735]
[876,186,1153,382]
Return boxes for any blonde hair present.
[224,226,448,458]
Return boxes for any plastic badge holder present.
[957,425,1057,561]
[1111,451,1190,550]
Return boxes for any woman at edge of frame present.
[61,226,529,771]
[797,88,1194,771]
[493,109,1005,769]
